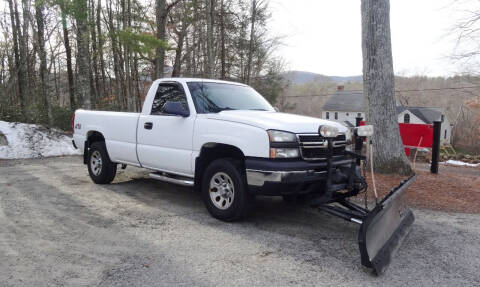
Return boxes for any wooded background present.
[0,0,479,153]
[0,0,285,130]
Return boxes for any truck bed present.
[73,110,141,166]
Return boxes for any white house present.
[321,89,452,144]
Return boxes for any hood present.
[205,110,348,134]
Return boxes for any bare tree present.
[155,0,180,79]
[361,0,412,175]
[206,0,215,78]
[245,0,256,84]
[35,0,53,125]
[59,1,76,110]
[74,0,92,109]
[7,0,26,118]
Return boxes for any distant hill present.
[283,71,362,85]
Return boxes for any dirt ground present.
[363,162,480,214]
[1,156,480,286]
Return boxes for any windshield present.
[187,82,274,113]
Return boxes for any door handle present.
[144,122,153,130]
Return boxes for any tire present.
[201,158,253,221]
[87,141,117,184]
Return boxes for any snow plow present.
[312,125,415,274]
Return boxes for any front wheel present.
[201,158,253,221]
[87,142,117,184]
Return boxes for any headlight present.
[267,130,296,142]
[270,148,299,158]
[318,125,339,138]
[355,125,374,137]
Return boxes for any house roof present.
[396,106,443,124]
[322,91,445,124]
[322,91,365,112]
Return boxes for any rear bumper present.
[245,157,356,195]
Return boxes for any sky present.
[268,0,476,77]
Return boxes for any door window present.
[151,83,189,115]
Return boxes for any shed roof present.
[396,106,443,124]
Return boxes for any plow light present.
[318,125,339,138]
[356,125,374,137]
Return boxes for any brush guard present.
[317,136,415,275]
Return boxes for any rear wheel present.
[201,158,252,221]
[87,142,117,184]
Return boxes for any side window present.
[151,83,189,115]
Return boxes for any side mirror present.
[274,107,280,112]
[163,101,190,117]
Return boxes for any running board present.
[149,172,194,187]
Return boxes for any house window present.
[326,112,329,119]
[444,129,447,139]
[334,112,338,120]
[404,113,410,124]
[441,115,444,122]
[346,113,349,116]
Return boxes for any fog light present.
[356,125,374,137]
[318,125,339,138]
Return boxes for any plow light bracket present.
[355,125,374,137]
[318,125,339,138]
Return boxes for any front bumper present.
[245,156,356,195]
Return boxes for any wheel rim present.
[90,150,103,176]
[209,172,235,210]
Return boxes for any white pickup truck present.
[73,78,416,274]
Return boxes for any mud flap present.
[358,175,416,274]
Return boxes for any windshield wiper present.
[216,106,236,112]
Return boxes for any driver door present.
[137,82,195,176]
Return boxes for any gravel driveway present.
[1,156,479,286]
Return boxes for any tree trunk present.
[155,0,167,79]
[246,0,256,85]
[107,0,124,109]
[206,0,215,78]
[61,4,76,111]
[172,13,189,77]
[8,0,26,118]
[220,0,226,79]
[96,0,107,98]
[122,0,135,111]
[75,0,92,109]
[90,0,100,107]
[21,0,31,100]
[361,0,412,175]
[35,0,53,126]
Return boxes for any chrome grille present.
[297,133,347,160]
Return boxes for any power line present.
[286,85,480,98]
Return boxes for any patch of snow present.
[441,160,480,168]
[0,121,81,159]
